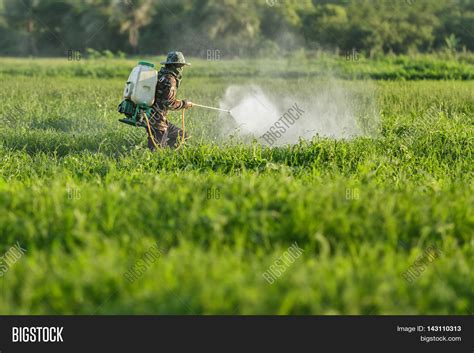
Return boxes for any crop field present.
[0,56,473,314]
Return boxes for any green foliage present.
[0,54,473,80]
[0,0,472,56]
[0,58,472,314]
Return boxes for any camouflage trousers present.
[146,113,187,150]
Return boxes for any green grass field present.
[0,57,473,314]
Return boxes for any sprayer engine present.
[118,60,157,127]
[118,100,151,127]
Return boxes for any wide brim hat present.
[160,51,191,66]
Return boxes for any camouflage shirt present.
[148,70,186,133]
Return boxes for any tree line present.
[0,0,472,58]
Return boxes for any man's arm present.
[162,76,191,110]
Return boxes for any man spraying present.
[148,51,193,149]
[118,51,231,150]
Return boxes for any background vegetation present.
[0,0,473,57]
[1,54,473,80]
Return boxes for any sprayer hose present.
[181,109,185,144]
[144,110,187,150]
[144,113,160,150]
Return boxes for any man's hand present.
[184,100,193,109]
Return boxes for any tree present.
[189,0,261,56]
[302,3,349,51]
[3,0,42,55]
[114,0,154,53]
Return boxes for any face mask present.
[160,65,183,87]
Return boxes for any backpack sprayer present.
[117,61,232,135]
[117,61,156,128]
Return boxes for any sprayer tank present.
[123,61,157,107]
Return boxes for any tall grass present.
[0,59,472,314]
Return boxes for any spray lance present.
[191,103,232,114]
[170,102,233,147]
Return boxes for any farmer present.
[147,51,193,149]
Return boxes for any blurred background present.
[0,0,472,58]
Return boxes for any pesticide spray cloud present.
[219,82,379,146]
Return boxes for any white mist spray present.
[219,81,379,146]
